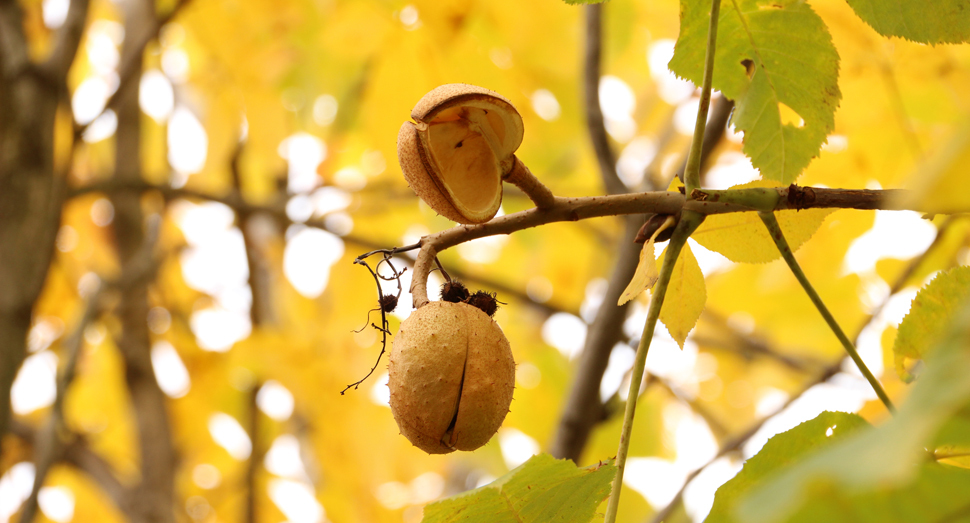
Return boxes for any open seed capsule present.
[398,84,524,224]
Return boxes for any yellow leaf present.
[691,181,832,264]
[658,242,706,349]
[618,241,659,306]
[618,216,675,305]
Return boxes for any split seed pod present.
[388,301,515,454]
[398,84,524,224]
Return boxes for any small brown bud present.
[440,281,471,303]
[466,290,500,317]
[635,213,678,244]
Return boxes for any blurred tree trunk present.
[108,0,177,520]
[0,0,84,449]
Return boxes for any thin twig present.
[759,211,895,413]
[434,257,452,282]
[673,96,734,184]
[605,211,705,523]
[583,3,626,196]
[682,0,721,195]
[342,254,406,394]
[244,382,261,523]
[697,309,826,373]
[645,216,961,523]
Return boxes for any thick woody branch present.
[549,222,640,461]
[0,0,30,77]
[108,1,177,519]
[42,0,91,81]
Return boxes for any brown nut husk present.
[388,301,515,454]
[398,84,524,224]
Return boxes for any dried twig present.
[341,252,407,394]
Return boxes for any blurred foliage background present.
[2,0,970,521]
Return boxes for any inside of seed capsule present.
[426,106,508,217]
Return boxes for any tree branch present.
[1,0,72,454]
[697,309,826,373]
[42,0,91,81]
[105,1,177,519]
[73,0,194,141]
[244,383,261,523]
[231,141,278,327]
[0,0,30,78]
[583,3,626,196]
[549,1,644,461]
[19,218,159,522]
[10,420,133,517]
[19,282,104,523]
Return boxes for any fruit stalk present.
[410,243,437,309]
[604,210,704,523]
[504,156,556,210]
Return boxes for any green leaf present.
[658,242,706,348]
[845,0,970,44]
[707,411,870,523]
[734,301,970,523]
[691,181,832,263]
[421,454,614,523]
[893,265,970,382]
[669,0,841,184]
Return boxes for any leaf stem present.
[683,0,721,195]
[604,210,704,523]
[758,211,896,413]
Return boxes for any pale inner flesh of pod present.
[426,107,502,217]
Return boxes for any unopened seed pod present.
[397,84,524,224]
[388,301,515,453]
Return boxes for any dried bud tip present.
[440,281,471,303]
[635,213,677,244]
[466,290,500,317]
